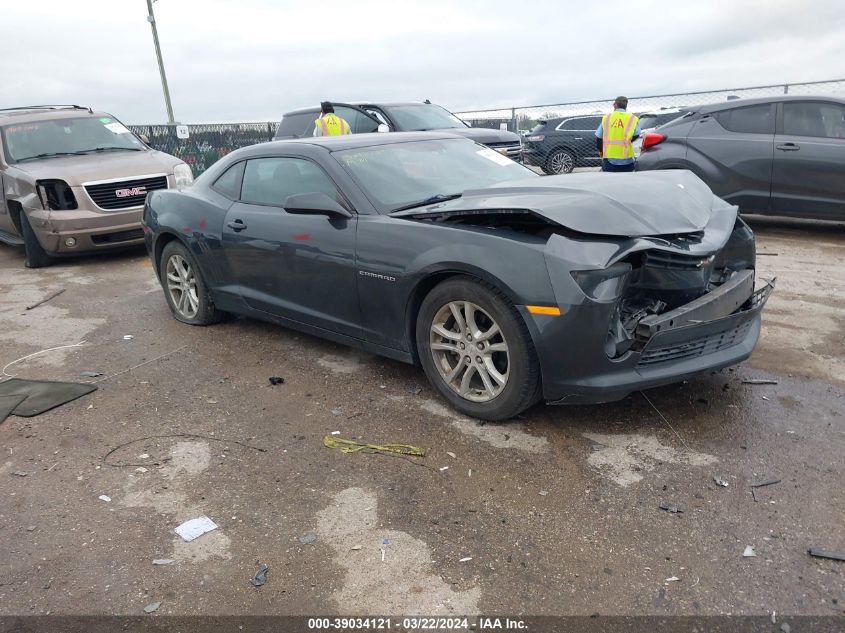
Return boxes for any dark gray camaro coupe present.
[144,132,773,420]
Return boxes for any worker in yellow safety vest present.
[595,96,641,172]
[313,101,351,137]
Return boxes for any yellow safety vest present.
[601,110,639,159]
[315,113,351,136]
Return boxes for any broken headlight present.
[36,179,78,210]
[571,262,632,302]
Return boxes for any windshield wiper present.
[17,152,86,162]
[80,146,143,153]
[391,193,462,213]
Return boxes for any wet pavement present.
[0,217,842,617]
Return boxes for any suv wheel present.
[416,276,541,420]
[159,240,225,325]
[20,212,53,268]
[544,149,575,175]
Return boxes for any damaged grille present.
[643,250,714,270]
[637,319,752,366]
[85,175,168,210]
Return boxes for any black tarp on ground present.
[0,379,97,418]
[0,394,27,424]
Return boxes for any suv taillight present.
[641,132,665,151]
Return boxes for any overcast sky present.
[3,0,844,124]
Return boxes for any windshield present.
[1,116,143,162]
[334,138,537,213]
[382,104,467,131]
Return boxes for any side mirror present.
[283,192,353,219]
[138,133,150,145]
[377,123,390,133]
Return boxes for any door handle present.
[776,143,800,151]
[227,219,247,231]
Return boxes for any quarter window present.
[782,102,845,139]
[334,107,381,134]
[212,162,243,199]
[715,104,773,134]
[241,157,341,207]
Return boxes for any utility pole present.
[146,0,175,124]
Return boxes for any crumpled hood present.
[420,170,730,237]
[11,149,182,186]
[438,126,521,145]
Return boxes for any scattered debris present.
[807,548,845,562]
[25,288,66,311]
[757,252,779,256]
[12,471,27,477]
[659,504,683,514]
[323,435,426,457]
[350,545,362,551]
[250,563,269,587]
[1,341,87,379]
[98,495,111,502]
[331,409,342,416]
[467,469,472,477]
[152,559,174,566]
[665,576,680,583]
[713,477,729,487]
[268,376,284,385]
[440,466,449,472]
[447,451,456,459]
[380,548,386,562]
[743,546,756,557]
[539,490,549,496]
[459,557,473,562]
[0,378,97,417]
[80,371,103,378]
[175,516,218,542]
[742,379,778,385]
[409,386,422,395]
[135,467,148,474]
[26,526,37,532]
[138,453,150,460]
[143,601,161,614]
[123,335,134,340]
[330,431,341,436]
[299,531,318,545]
[762,395,770,401]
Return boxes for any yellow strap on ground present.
[323,435,426,457]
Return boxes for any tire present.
[159,240,224,325]
[543,149,575,175]
[20,212,53,269]
[416,276,541,421]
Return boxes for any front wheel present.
[159,240,224,325]
[20,212,53,268]
[543,149,575,175]
[416,277,541,420]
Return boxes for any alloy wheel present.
[165,254,199,319]
[429,301,510,402]
[549,151,574,174]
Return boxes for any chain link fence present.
[456,78,845,174]
[127,122,277,176]
[130,78,845,177]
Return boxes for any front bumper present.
[27,207,145,254]
[533,280,774,405]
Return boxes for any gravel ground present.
[0,216,842,618]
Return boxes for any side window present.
[364,109,391,128]
[783,102,845,139]
[241,157,341,207]
[715,104,773,134]
[212,162,243,199]
[335,107,380,134]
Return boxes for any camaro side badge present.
[359,270,397,282]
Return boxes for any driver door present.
[221,156,361,338]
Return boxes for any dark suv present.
[275,102,523,162]
[636,95,845,221]
[522,115,603,174]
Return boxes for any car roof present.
[282,101,433,116]
[239,131,465,154]
[697,94,845,113]
[0,106,111,124]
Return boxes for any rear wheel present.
[20,212,53,269]
[543,149,575,175]
[416,277,541,420]
[159,240,224,325]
